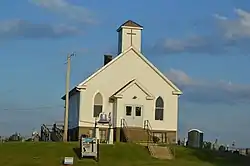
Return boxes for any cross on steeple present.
[127,29,136,46]
[117,20,143,54]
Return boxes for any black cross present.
[127,29,136,46]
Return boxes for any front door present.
[124,105,143,127]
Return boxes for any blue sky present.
[1,0,250,147]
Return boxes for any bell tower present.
[117,20,143,54]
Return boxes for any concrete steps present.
[148,145,174,160]
[122,127,149,142]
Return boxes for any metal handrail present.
[121,118,129,142]
[144,120,154,144]
[53,124,63,141]
[41,124,51,141]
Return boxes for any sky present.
[0,0,250,147]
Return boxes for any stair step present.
[148,145,174,160]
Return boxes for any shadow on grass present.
[73,147,81,159]
[73,147,98,162]
[190,148,250,166]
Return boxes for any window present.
[135,107,141,116]
[153,132,167,143]
[126,106,132,116]
[155,97,164,120]
[93,93,103,117]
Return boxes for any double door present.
[124,105,143,127]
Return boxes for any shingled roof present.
[117,20,143,31]
[121,20,143,27]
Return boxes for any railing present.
[40,123,64,142]
[52,123,63,141]
[144,120,176,159]
[143,120,154,145]
[40,124,51,141]
[166,137,176,159]
[143,120,156,157]
[121,118,129,142]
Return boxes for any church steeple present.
[117,20,143,54]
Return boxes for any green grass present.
[0,142,249,166]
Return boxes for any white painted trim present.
[134,104,144,118]
[154,96,165,122]
[172,91,182,95]
[146,96,154,100]
[121,26,143,30]
[76,85,87,91]
[92,91,104,118]
[188,129,203,133]
[77,47,182,95]
[124,104,133,117]
[114,94,123,98]
[117,26,143,32]
[115,79,154,99]
[124,104,144,127]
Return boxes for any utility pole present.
[63,52,75,142]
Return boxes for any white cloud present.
[0,19,80,39]
[30,0,95,24]
[153,9,250,55]
[217,8,250,39]
[166,69,250,104]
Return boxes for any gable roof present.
[121,20,143,28]
[77,46,182,95]
[117,20,143,32]
[113,79,135,95]
[111,79,154,99]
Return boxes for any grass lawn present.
[0,142,249,166]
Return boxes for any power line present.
[1,105,64,111]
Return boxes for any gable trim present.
[77,46,182,95]
[61,85,86,100]
[78,46,132,87]
[111,79,154,100]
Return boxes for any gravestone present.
[63,157,74,165]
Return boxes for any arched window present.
[93,92,103,117]
[155,97,164,120]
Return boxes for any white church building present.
[61,20,182,143]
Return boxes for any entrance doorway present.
[124,105,143,127]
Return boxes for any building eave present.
[110,79,155,100]
[172,91,183,95]
[117,26,143,32]
[61,85,86,100]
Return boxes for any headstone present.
[63,157,74,165]
[184,138,187,146]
